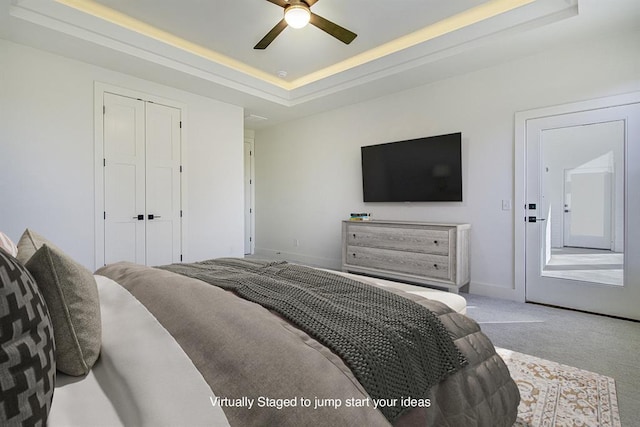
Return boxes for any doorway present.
[244,134,255,255]
[515,95,640,320]
[95,84,185,268]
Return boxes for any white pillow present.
[0,231,18,257]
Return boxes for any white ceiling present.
[2,0,639,129]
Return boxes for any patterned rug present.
[496,348,621,427]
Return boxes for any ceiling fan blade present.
[266,0,288,8]
[254,19,288,49]
[309,13,357,45]
[305,0,319,6]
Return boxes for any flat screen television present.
[361,132,462,202]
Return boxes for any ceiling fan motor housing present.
[284,1,311,29]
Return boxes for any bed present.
[1,229,519,427]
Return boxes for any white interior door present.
[563,168,612,249]
[525,102,640,320]
[103,93,146,264]
[145,102,182,266]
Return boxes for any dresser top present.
[343,220,470,229]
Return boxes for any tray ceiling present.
[3,0,638,128]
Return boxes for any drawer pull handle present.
[353,234,356,238]
[433,240,439,245]
[352,253,356,258]
[433,264,438,269]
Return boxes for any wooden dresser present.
[341,220,470,292]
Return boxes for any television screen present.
[361,132,462,202]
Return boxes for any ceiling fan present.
[254,0,357,49]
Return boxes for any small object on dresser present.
[349,212,372,221]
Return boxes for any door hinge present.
[103,105,105,114]
[250,208,252,213]
[180,165,182,173]
[250,237,252,242]
[179,121,182,129]
[180,254,183,262]
[104,211,106,220]
[180,210,183,218]
[103,158,106,167]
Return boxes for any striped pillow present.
[0,232,18,257]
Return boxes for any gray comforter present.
[96,260,519,427]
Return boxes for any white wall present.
[0,39,245,269]
[253,29,640,297]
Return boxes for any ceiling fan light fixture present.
[284,4,311,29]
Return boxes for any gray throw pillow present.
[16,229,61,265]
[0,248,56,425]
[26,245,102,376]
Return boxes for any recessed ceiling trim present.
[290,0,536,87]
[54,0,291,88]
[11,0,579,107]
[11,0,295,104]
[286,0,579,102]
[18,0,535,85]
[52,0,538,91]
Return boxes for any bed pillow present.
[16,229,61,265]
[26,244,102,376]
[0,232,18,257]
[0,248,56,425]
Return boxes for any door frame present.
[94,82,188,269]
[514,91,640,303]
[244,130,256,255]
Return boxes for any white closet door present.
[145,102,182,266]
[103,93,146,264]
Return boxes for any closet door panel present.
[145,102,181,266]
[103,93,146,264]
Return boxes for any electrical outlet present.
[502,200,512,211]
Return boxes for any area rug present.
[496,348,621,427]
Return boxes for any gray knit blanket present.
[159,258,467,422]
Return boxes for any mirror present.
[539,120,624,286]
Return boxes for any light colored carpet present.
[498,348,621,427]
[463,293,639,425]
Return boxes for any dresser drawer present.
[345,246,452,281]
[346,224,449,255]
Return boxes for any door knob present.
[148,214,162,220]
